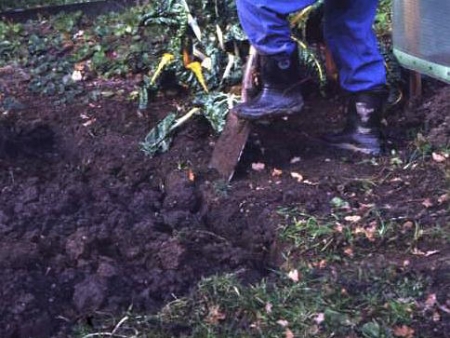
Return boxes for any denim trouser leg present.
[323,0,386,92]
[236,0,316,56]
[236,0,386,92]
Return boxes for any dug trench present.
[0,82,449,337]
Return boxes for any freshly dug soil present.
[0,72,449,337]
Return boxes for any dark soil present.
[1,70,449,337]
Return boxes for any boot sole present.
[233,103,304,121]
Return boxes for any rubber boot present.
[322,88,387,155]
[232,50,304,120]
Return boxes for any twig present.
[111,316,129,335]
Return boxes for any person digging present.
[232,0,388,156]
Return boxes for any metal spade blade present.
[208,47,258,182]
[208,113,250,182]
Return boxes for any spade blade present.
[208,112,250,182]
[208,47,258,182]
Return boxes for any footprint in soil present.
[0,122,55,158]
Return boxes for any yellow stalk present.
[290,5,314,27]
[150,53,174,85]
[186,61,209,92]
[291,36,325,83]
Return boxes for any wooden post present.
[405,1,422,100]
[409,70,422,101]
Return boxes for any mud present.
[0,76,449,337]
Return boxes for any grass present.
[74,204,440,338]
[73,133,450,338]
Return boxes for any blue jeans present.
[236,0,386,92]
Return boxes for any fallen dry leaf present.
[318,259,327,269]
[438,194,449,204]
[433,311,441,322]
[393,325,414,338]
[277,319,289,327]
[188,169,195,182]
[432,152,446,163]
[71,70,83,82]
[334,223,344,233]
[343,247,354,257]
[285,328,294,338]
[422,198,433,208]
[425,293,437,309]
[82,118,96,127]
[402,221,414,231]
[344,215,361,223]
[411,248,425,256]
[265,302,273,314]
[290,172,303,182]
[288,269,300,282]
[251,162,265,171]
[205,305,226,324]
[303,179,318,185]
[272,168,283,176]
[364,221,378,242]
[314,312,325,325]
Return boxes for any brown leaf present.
[344,215,361,223]
[425,293,437,309]
[288,269,300,282]
[272,168,283,176]
[334,223,344,233]
[432,152,446,162]
[285,328,294,338]
[277,319,289,327]
[433,311,441,322]
[205,305,226,324]
[188,169,195,182]
[82,118,96,127]
[290,172,303,182]
[438,194,449,204]
[343,247,354,257]
[393,325,414,338]
[364,221,378,242]
[422,198,433,208]
[314,312,325,325]
[318,259,327,269]
[402,221,414,231]
[251,162,265,171]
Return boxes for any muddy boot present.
[232,50,304,120]
[322,88,387,155]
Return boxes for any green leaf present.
[141,112,177,157]
[361,321,382,338]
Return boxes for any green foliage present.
[75,263,428,338]
[138,0,327,157]
[375,0,393,35]
[0,22,25,66]
[193,92,240,133]
[0,0,94,11]
[141,112,178,157]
